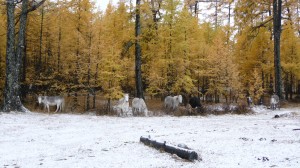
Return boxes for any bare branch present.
[28,0,46,13]
[251,17,273,31]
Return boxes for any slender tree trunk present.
[297,0,300,36]
[57,0,62,73]
[73,1,82,112]
[273,0,283,99]
[194,2,198,18]
[17,0,29,100]
[86,32,92,111]
[284,72,289,100]
[290,74,293,100]
[0,47,2,79]
[228,2,231,26]
[21,36,27,89]
[135,0,144,99]
[45,30,51,73]
[93,63,98,109]
[57,26,62,72]
[37,6,44,75]
[93,30,102,109]
[215,1,218,28]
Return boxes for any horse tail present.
[164,96,171,109]
[61,97,65,112]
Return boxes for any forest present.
[0,0,300,113]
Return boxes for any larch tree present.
[160,0,181,94]
[281,21,300,99]
[98,2,128,110]
[234,26,273,100]
[67,0,94,111]
[2,0,300,111]
[248,68,264,104]
[171,6,198,95]
[197,22,215,101]
[141,0,166,97]
[24,0,73,95]
[234,0,275,97]
[116,1,135,94]
[207,28,241,103]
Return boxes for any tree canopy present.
[1,0,300,109]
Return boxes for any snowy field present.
[1,106,300,168]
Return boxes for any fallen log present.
[140,136,199,161]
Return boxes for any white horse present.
[164,95,183,111]
[132,98,148,116]
[270,94,280,110]
[38,96,65,113]
[113,93,130,116]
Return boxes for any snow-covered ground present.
[1,106,300,168]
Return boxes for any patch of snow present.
[0,107,300,168]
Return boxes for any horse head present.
[38,96,42,104]
[178,95,183,103]
[124,93,129,102]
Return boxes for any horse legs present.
[59,103,62,112]
[42,104,46,112]
[134,108,137,116]
[122,106,129,117]
[117,108,122,117]
[139,107,143,116]
[144,108,148,117]
[164,104,169,114]
[271,104,273,110]
[46,105,50,114]
[54,104,59,113]
[120,108,124,117]
[271,104,275,110]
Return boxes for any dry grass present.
[23,94,256,116]
[144,98,165,116]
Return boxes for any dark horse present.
[189,97,202,109]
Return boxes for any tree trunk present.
[140,136,199,161]
[17,0,29,100]
[273,0,283,99]
[2,0,27,112]
[135,0,144,99]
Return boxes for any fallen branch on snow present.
[140,136,199,161]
